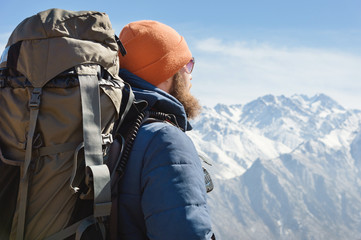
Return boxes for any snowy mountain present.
[188,94,361,240]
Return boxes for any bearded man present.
[115,20,215,240]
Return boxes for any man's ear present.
[156,75,174,93]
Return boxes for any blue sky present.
[1,0,361,109]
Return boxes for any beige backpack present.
[0,8,134,240]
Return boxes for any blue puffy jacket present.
[116,69,214,240]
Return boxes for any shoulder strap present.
[44,65,111,240]
[78,67,111,219]
[15,87,42,240]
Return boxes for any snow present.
[189,93,361,240]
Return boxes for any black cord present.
[116,111,146,177]
[115,110,180,177]
[148,111,181,130]
[148,111,168,121]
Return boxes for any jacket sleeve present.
[140,123,214,240]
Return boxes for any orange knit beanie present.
[118,20,192,86]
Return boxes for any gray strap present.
[44,216,93,240]
[75,217,96,240]
[78,75,103,166]
[115,83,135,133]
[78,74,111,217]
[23,87,42,176]
[88,165,111,217]
[44,215,106,240]
[16,87,42,240]
[16,172,30,240]
[75,217,106,240]
[44,220,82,240]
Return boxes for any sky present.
[1,0,361,109]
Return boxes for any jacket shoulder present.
[140,121,197,163]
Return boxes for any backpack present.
[0,8,141,240]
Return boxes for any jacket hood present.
[119,68,192,131]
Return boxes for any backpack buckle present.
[102,133,113,145]
[29,87,42,109]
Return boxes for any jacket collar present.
[119,69,192,131]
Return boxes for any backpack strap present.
[44,216,98,240]
[16,87,42,240]
[114,82,135,133]
[77,66,111,218]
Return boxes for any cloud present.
[1,33,360,110]
[190,38,361,109]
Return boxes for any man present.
[115,20,215,239]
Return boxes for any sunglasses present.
[184,57,195,74]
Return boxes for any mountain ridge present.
[189,93,361,240]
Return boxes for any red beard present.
[169,73,202,120]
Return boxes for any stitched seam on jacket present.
[141,122,187,175]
